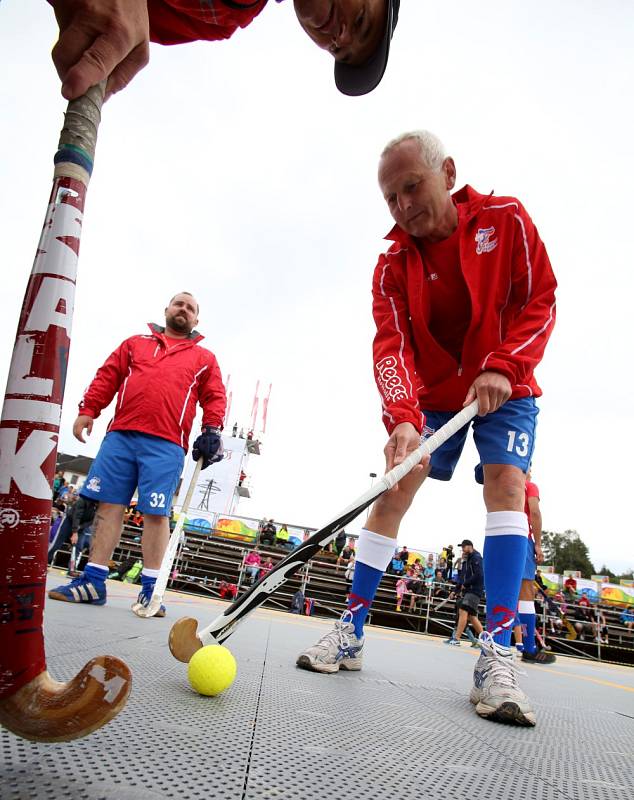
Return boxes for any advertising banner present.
[176,434,246,521]
[600,583,634,607]
[576,578,599,602]
[540,572,561,592]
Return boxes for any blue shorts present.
[80,431,184,516]
[422,397,538,482]
[523,538,536,581]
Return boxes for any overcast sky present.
[1,1,633,573]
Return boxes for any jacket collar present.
[148,322,204,344]
[384,184,494,247]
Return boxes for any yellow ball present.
[187,645,237,696]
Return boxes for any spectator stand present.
[46,511,634,665]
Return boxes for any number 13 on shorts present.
[507,430,530,457]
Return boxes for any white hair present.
[380,130,446,171]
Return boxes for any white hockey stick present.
[169,401,479,660]
[133,459,202,618]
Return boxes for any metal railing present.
[49,524,633,664]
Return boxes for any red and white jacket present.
[78,324,226,451]
[147,0,270,44]
[372,185,557,434]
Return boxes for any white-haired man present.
[49,292,226,616]
[297,131,557,727]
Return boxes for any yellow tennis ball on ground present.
[187,645,237,696]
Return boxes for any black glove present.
[192,426,223,469]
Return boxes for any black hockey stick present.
[169,401,479,661]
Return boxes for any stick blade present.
[131,598,163,618]
[169,617,204,663]
[0,655,132,743]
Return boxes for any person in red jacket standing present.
[49,0,400,101]
[297,130,557,727]
[48,291,226,615]
[514,469,556,664]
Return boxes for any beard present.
[166,312,193,334]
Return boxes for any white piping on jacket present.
[178,365,209,446]
[510,302,556,356]
[118,366,133,410]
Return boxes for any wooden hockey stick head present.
[169,617,206,663]
[0,655,131,743]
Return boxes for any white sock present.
[142,568,160,578]
[355,529,397,571]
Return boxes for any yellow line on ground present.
[530,665,634,693]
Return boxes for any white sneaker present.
[469,632,536,726]
[296,612,364,674]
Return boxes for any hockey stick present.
[0,84,132,742]
[68,543,78,576]
[537,585,577,640]
[133,458,203,617]
[169,401,479,662]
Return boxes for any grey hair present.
[380,130,446,172]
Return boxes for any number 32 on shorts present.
[507,430,530,457]
[149,492,166,508]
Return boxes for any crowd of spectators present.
[49,471,633,649]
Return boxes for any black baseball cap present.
[458,539,474,548]
[335,0,400,96]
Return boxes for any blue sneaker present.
[132,586,166,618]
[444,637,461,646]
[48,574,107,605]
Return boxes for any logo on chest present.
[475,226,498,255]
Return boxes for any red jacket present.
[78,324,226,450]
[372,186,557,434]
[147,0,270,44]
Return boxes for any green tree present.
[541,529,596,576]
[598,564,617,581]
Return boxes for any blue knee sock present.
[141,568,159,594]
[347,529,395,638]
[518,601,537,653]
[483,512,528,648]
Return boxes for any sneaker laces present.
[479,631,524,689]
[313,610,354,652]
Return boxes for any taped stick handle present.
[55,81,106,182]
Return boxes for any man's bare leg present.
[454,608,470,640]
[140,514,170,570]
[88,503,126,566]
[470,614,484,636]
